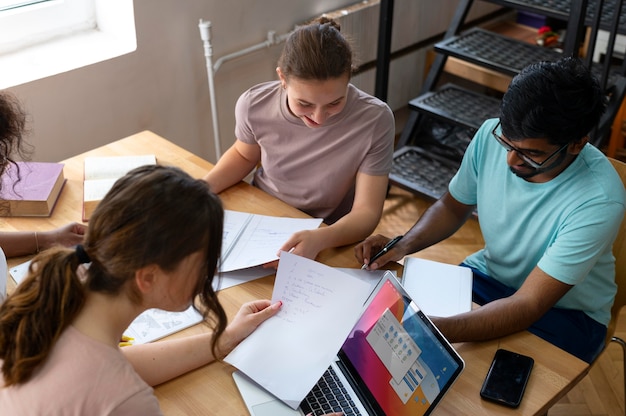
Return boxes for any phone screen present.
[480,349,534,408]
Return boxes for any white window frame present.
[0,0,136,89]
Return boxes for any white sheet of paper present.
[221,210,253,261]
[9,259,31,285]
[401,257,473,317]
[215,265,274,291]
[224,251,373,409]
[84,154,156,180]
[83,177,118,201]
[123,306,203,344]
[337,267,396,292]
[220,211,323,272]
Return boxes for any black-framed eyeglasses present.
[491,121,569,169]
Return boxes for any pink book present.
[0,161,65,217]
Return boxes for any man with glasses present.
[356,57,626,363]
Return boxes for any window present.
[0,0,136,88]
[0,0,95,54]
[0,0,49,9]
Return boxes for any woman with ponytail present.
[0,164,281,414]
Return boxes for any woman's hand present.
[261,229,326,270]
[39,222,87,250]
[220,300,282,354]
[279,229,325,260]
[123,301,281,387]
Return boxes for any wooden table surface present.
[1,131,589,415]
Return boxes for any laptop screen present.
[338,276,464,415]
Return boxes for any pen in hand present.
[361,235,403,269]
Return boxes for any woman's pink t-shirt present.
[0,326,162,415]
[235,81,394,224]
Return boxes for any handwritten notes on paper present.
[273,266,333,324]
[220,210,323,273]
[224,251,373,410]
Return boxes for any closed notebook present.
[401,257,473,317]
[0,161,65,217]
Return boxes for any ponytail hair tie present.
[75,245,91,264]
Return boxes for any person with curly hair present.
[0,91,85,257]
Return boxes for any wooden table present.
[2,131,589,415]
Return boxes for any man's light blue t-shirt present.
[449,118,626,326]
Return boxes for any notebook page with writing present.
[219,211,323,272]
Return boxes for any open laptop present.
[233,272,464,416]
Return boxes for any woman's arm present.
[430,267,572,342]
[278,172,388,261]
[122,300,281,386]
[203,140,261,194]
[0,222,86,257]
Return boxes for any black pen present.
[361,235,403,269]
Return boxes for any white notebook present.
[401,257,472,317]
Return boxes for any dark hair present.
[277,16,355,81]
[0,91,32,191]
[500,57,606,146]
[0,165,227,386]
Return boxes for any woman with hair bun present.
[204,17,395,265]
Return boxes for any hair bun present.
[316,16,341,32]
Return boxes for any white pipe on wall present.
[198,19,292,160]
[198,20,221,160]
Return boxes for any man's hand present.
[354,234,404,270]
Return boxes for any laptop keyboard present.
[300,366,363,416]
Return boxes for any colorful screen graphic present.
[340,279,462,415]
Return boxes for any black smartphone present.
[480,348,534,408]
